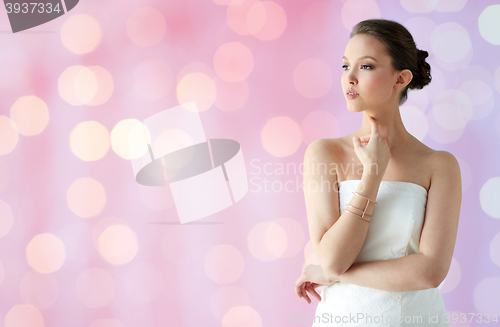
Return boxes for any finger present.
[352,136,361,148]
[368,116,380,136]
[295,282,302,298]
[306,283,322,302]
[301,283,311,304]
[358,135,370,143]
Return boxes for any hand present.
[352,116,391,177]
[294,264,338,304]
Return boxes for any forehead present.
[343,34,389,62]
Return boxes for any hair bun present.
[409,49,432,90]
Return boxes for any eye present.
[342,64,349,70]
[361,65,372,70]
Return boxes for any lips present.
[346,89,359,100]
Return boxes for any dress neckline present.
[338,179,428,194]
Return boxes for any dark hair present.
[351,19,431,105]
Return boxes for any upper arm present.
[419,151,462,287]
[303,139,341,264]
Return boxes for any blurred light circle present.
[214,42,254,82]
[424,66,446,102]
[473,277,500,314]
[20,271,59,309]
[437,257,461,293]
[61,14,102,54]
[435,0,467,12]
[204,244,244,284]
[431,90,472,130]
[478,5,500,45]
[480,177,500,219]
[10,96,49,136]
[211,285,251,321]
[177,62,216,83]
[431,23,471,63]
[458,80,494,120]
[90,319,125,327]
[0,199,14,238]
[177,72,217,112]
[406,88,429,108]
[58,66,87,105]
[222,306,262,327]
[213,77,249,112]
[91,216,127,250]
[247,221,288,261]
[425,108,464,144]
[400,0,438,13]
[67,177,106,218]
[121,262,165,303]
[98,224,139,265]
[86,66,114,106]
[4,304,44,327]
[246,2,265,35]
[341,0,380,31]
[111,119,149,160]
[300,111,339,145]
[74,67,98,104]
[301,2,340,43]
[248,1,287,41]
[490,232,500,269]
[26,233,66,274]
[134,59,174,100]
[404,17,437,54]
[69,121,110,161]
[293,58,333,99]
[400,105,428,141]
[127,7,167,47]
[226,0,260,35]
[264,221,287,258]
[274,218,305,258]
[261,116,302,157]
[76,268,115,308]
[0,116,19,155]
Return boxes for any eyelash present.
[342,64,372,70]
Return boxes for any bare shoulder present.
[429,150,461,184]
[305,138,342,162]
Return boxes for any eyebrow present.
[342,55,378,62]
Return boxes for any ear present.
[394,69,413,90]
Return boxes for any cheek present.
[365,73,393,94]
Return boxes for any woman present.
[295,19,461,326]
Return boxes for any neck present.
[356,107,410,153]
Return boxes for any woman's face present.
[341,34,400,112]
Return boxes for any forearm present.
[333,253,435,292]
[318,172,381,275]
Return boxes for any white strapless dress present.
[312,180,450,327]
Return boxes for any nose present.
[348,71,357,85]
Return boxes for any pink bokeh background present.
[1,0,500,326]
